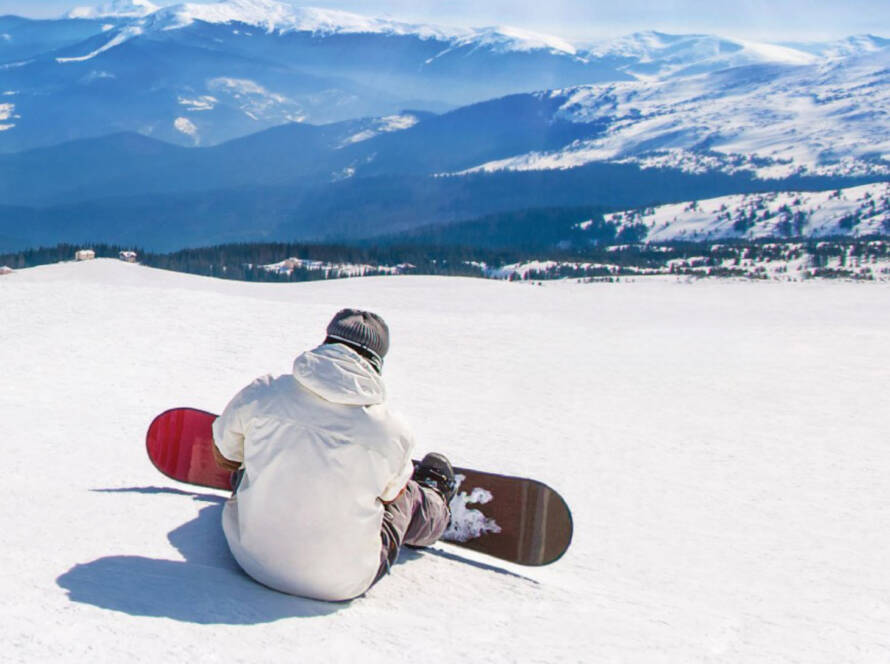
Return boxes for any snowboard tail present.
[146,407,572,566]
[146,407,232,490]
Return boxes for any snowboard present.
[146,407,573,566]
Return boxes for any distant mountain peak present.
[142,1,455,37]
[781,33,890,59]
[67,0,158,19]
[155,0,307,32]
[582,31,818,80]
[452,25,577,55]
[62,1,577,54]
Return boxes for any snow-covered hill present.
[598,181,890,242]
[460,51,890,179]
[583,31,818,80]
[781,34,890,59]
[3,259,890,661]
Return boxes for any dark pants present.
[375,480,450,583]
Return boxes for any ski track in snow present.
[2,259,890,662]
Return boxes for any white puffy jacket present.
[212,343,415,601]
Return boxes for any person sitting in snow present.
[211,308,456,602]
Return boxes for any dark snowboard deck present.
[147,407,572,566]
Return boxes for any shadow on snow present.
[56,487,342,623]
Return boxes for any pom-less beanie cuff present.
[326,309,390,370]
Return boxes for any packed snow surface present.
[3,259,890,662]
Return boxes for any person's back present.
[212,309,455,602]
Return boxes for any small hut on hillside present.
[75,249,95,261]
[119,251,138,263]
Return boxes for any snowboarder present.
[211,308,456,601]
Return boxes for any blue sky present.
[1,0,888,41]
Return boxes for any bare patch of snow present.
[340,114,419,146]
[207,77,299,121]
[178,95,218,112]
[209,77,267,97]
[82,70,117,83]
[174,116,199,143]
[0,102,15,131]
[0,60,31,70]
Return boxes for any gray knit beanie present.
[326,308,390,371]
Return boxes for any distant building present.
[75,249,95,261]
[0,266,13,275]
[119,251,138,263]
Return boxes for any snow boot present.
[413,453,457,504]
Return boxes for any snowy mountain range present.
[0,0,887,152]
[0,0,888,250]
[459,48,890,180]
[0,0,613,150]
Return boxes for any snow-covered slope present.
[781,34,890,59]
[461,49,890,179]
[584,31,818,80]
[598,181,890,242]
[3,259,890,661]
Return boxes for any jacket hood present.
[292,343,386,406]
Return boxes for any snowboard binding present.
[413,453,457,504]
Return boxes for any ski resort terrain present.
[2,259,889,662]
